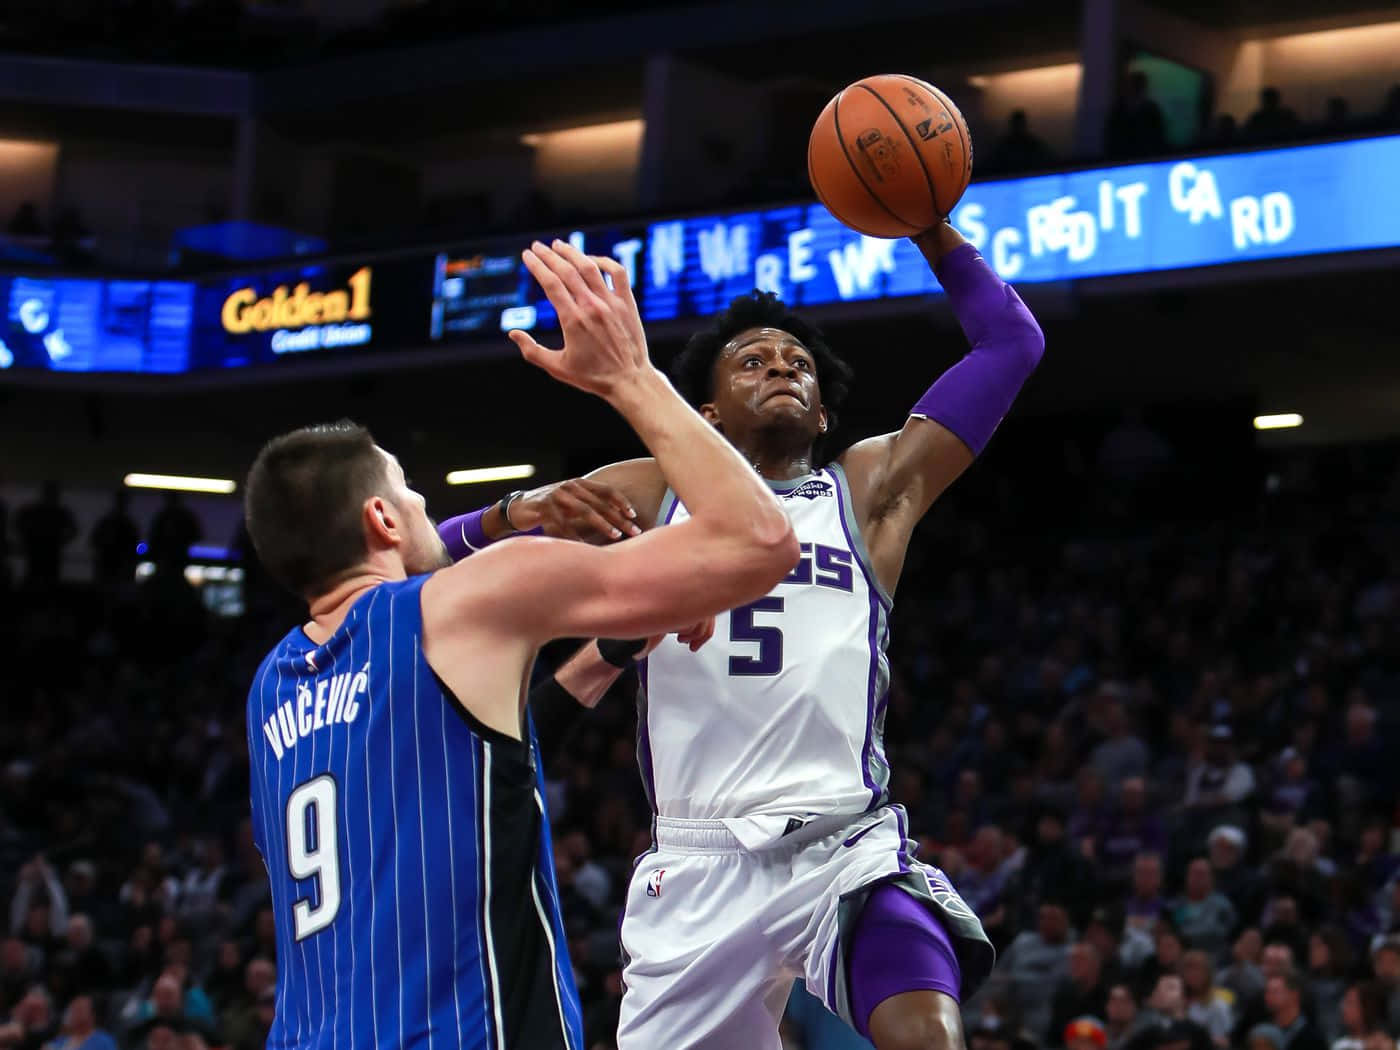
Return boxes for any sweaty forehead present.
[721,326,809,357]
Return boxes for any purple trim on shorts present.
[848,884,963,1038]
[894,808,911,872]
[634,657,657,811]
[825,468,884,809]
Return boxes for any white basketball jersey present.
[638,463,892,850]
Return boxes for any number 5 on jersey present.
[286,775,342,940]
[729,596,784,676]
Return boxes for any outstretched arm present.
[422,242,796,739]
[436,459,666,561]
[840,222,1044,594]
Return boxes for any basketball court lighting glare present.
[446,464,538,485]
[124,473,237,494]
[1253,413,1304,430]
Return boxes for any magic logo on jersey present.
[784,479,834,500]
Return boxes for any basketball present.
[807,74,973,238]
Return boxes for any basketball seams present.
[893,74,972,215]
[830,90,922,236]
[854,81,938,228]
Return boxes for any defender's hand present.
[675,618,716,652]
[510,477,642,542]
[510,240,652,399]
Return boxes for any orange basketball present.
[807,74,973,238]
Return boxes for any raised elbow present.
[1003,288,1045,371]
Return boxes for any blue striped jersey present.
[246,575,584,1050]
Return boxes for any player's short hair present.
[672,291,854,454]
[244,421,390,599]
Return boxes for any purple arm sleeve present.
[437,507,544,561]
[911,243,1045,455]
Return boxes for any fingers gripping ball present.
[808,74,973,238]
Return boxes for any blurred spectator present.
[1335,982,1392,1050]
[1096,778,1167,890]
[1014,806,1098,927]
[1181,949,1233,1046]
[6,205,42,238]
[0,941,37,1014]
[1261,751,1322,846]
[1051,943,1111,1043]
[89,492,140,587]
[1321,98,1352,136]
[1309,929,1354,1045]
[1264,969,1327,1050]
[1104,71,1167,159]
[1376,85,1400,130]
[1209,826,1264,926]
[1132,974,1213,1050]
[45,919,109,1003]
[1127,854,1167,932]
[1370,938,1400,1034]
[987,110,1055,173]
[10,859,68,941]
[43,995,115,1050]
[147,494,201,574]
[1065,1016,1109,1050]
[999,899,1075,1038]
[1086,906,1154,977]
[0,987,57,1050]
[14,484,76,586]
[1171,858,1238,962]
[219,963,274,1050]
[1244,88,1302,143]
[953,825,1017,917]
[1184,727,1255,832]
[1106,983,1149,1050]
[1220,929,1267,1010]
[1091,701,1149,791]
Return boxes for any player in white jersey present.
[448,221,1044,1050]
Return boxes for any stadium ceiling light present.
[1253,413,1304,430]
[445,464,537,486]
[124,473,237,494]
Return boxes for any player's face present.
[704,327,827,438]
[376,449,452,575]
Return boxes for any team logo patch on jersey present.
[645,868,666,898]
[784,479,834,500]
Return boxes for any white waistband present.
[652,817,742,852]
[651,811,875,854]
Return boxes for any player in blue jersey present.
[241,240,798,1050]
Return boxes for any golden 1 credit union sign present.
[221,266,373,354]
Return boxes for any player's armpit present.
[838,421,975,592]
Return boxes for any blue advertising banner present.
[4,135,1399,375]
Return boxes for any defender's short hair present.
[244,421,389,598]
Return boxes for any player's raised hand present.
[510,240,651,399]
